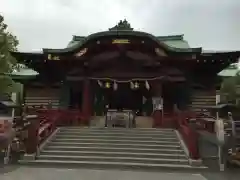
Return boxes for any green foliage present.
[0,14,19,94]
[220,74,240,104]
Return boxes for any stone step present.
[26,127,207,171]
[41,150,186,159]
[54,135,178,141]
[46,142,181,149]
[59,128,175,133]
[51,138,180,145]
[59,127,174,130]
[44,146,184,154]
[57,131,176,137]
[20,159,208,170]
[38,155,189,165]
[60,127,174,132]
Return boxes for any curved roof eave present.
[201,51,240,60]
[10,51,43,56]
[43,30,202,54]
[156,34,184,41]
[202,50,240,55]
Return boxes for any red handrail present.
[176,111,200,159]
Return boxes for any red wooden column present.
[82,78,91,125]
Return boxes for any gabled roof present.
[156,35,191,49]
[45,30,201,54]
[67,34,191,50]
[5,66,39,80]
[10,19,240,71]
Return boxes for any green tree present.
[0,14,19,94]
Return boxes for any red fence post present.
[177,111,200,160]
[152,110,163,128]
[188,128,200,159]
[25,115,39,154]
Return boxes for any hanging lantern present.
[130,82,135,89]
[113,81,118,91]
[145,81,150,90]
[134,82,139,89]
[97,80,103,87]
[105,82,111,88]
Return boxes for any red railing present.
[152,110,177,128]
[176,110,218,160]
[176,111,200,159]
[152,109,200,159]
[24,108,90,155]
[194,113,216,133]
[152,110,163,127]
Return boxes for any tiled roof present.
[68,34,191,49]
[5,67,39,79]
[218,63,240,77]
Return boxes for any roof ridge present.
[72,34,184,41]
[73,35,86,41]
[156,35,184,41]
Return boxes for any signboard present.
[112,39,130,44]
[47,54,60,60]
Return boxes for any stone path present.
[1,166,240,180]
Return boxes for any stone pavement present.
[1,166,240,180]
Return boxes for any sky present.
[0,0,240,51]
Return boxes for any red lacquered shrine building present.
[11,20,240,128]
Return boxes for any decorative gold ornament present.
[109,19,133,31]
[134,82,139,89]
[105,82,111,88]
[48,54,52,60]
[75,48,88,57]
[53,56,60,60]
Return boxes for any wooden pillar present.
[59,81,70,109]
[82,78,91,125]
[153,81,162,97]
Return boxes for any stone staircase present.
[90,116,153,128]
[190,92,216,113]
[21,127,207,170]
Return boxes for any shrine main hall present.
[11,20,240,127]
